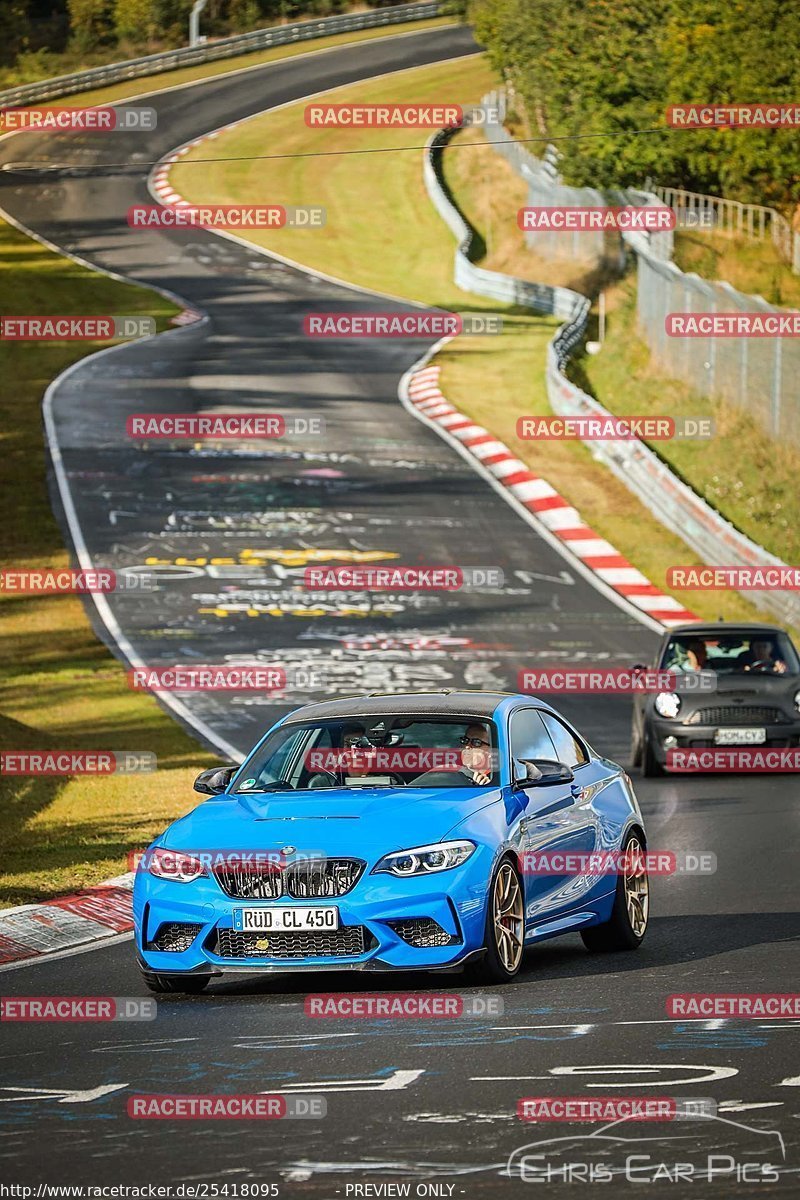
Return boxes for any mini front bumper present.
[646,715,800,765]
[133,850,493,976]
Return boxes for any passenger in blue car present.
[413,722,494,787]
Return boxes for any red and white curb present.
[0,874,134,966]
[151,124,247,208]
[407,365,698,628]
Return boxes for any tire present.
[581,831,649,952]
[641,731,665,778]
[630,720,643,769]
[141,971,210,994]
[467,858,525,984]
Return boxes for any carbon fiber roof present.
[280,691,513,724]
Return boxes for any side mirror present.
[513,758,574,788]
[194,766,237,795]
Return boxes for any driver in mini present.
[739,639,787,674]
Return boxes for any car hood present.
[160,786,499,857]
[689,674,800,701]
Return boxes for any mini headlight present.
[372,840,476,877]
[794,689,800,714]
[654,691,681,719]
[146,847,206,882]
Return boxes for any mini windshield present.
[659,630,800,676]
[233,716,500,792]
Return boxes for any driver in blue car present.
[412,722,494,787]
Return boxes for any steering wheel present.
[305,769,339,788]
[746,658,771,672]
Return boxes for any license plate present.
[713,727,766,745]
[233,906,339,932]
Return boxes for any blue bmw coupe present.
[133,691,649,992]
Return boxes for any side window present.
[541,713,588,768]
[509,708,557,766]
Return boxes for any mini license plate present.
[233,906,339,932]
[713,727,766,745]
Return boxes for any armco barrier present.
[425,115,800,630]
[0,2,442,108]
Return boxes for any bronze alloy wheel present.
[492,861,524,973]
[623,835,649,938]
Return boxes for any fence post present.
[772,337,783,437]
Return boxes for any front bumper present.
[133,850,492,976]
[646,715,800,767]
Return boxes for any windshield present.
[659,630,800,676]
[233,715,500,792]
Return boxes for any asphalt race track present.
[0,24,798,1196]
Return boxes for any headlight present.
[372,840,476,877]
[794,690,800,714]
[654,691,681,719]
[146,847,206,882]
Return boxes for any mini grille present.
[686,706,786,726]
[212,925,371,959]
[386,918,457,948]
[212,858,364,900]
[151,922,203,952]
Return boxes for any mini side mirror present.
[513,758,574,788]
[194,766,237,795]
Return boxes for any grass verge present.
[0,220,217,907]
[174,72,790,631]
[673,228,800,310]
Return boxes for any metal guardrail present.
[652,184,800,275]
[424,110,800,630]
[0,2,442,108]
[425,127,586,322]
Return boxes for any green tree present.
[67,0,114,50]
